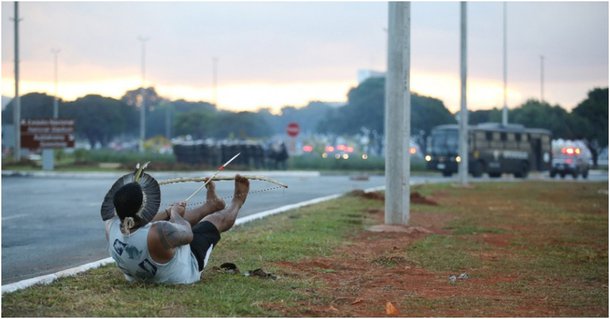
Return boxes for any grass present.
[402,182,608,316]
[1,196,381,317]
[2,181,607,317]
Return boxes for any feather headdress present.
[100,162,161,224]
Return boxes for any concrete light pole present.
[458,2,469,186]
[212,57,218,107]
[165,103,172,140]
[138,36,149,152]
[43,48,61,171]
[502,2,508,126]
[12,2,22,161]
[52,48,60,118]
[384,2,410,225]
[540,55,544,103]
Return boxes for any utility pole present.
[540,55,544,103]
[212,57,218,107]
[458,2,469,186]
[52,48,60,118]
[138,36,148,152]
[502,2,508,126]
[12,2,22,161]
[165,103,172,140]
[384,2,410,225]
[43,48,61,171]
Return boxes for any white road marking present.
[2,214,29,222]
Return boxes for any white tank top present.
[107,218,201,284]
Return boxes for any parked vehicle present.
[425,123,552,178]
[550,140,591,179]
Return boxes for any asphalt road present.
[2,170,607,284]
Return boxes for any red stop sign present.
[286,122,300,137]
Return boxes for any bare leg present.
[202,175,250,232]
[183,181,226,226]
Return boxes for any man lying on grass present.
[100,167,249,284]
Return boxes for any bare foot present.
[205,181,225,211]
[233,174,250,207]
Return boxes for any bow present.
[158,175,288,189]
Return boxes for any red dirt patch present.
[349,189,385,201]
[410,191,439,205]
[268,207,457,317]
[349,189,439,205]
[266,207,581,317]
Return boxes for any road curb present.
[1,258,116,295]
[1,184,384,295]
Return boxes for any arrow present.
[184,152,241,202]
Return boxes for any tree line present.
[2,78,607,160]
[318,77,607,164]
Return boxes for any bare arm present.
[156,211,193,249]
[148,202,193,263]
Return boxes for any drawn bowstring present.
[157,175,287,208]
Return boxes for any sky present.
[1,1,608,114]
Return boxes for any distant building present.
[357,69,385,84]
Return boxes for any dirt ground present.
[270,205,462,317]
[265,190,605,317]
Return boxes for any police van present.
[425,123,552,178]
[549,139,591,179]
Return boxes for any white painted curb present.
[1,184,385,295]
[1,258,115,294]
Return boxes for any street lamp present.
[51,48,60,118]
[459,2,469,186]
[540,55,545,103]
[212,57,218,107]
[12,1,22,161]
[502,2,508,126]
[138,36,149,153]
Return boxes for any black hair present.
[113,182,143,219]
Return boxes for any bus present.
[424,123,552,178]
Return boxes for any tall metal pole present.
[44,48,61,171]
[12,2,22,161]
[502,2,508,126]
[540,55,544,103]
[138,36,148,152]
[212,57,218,107]
[52,48,60,118]
[165,103,172,139]
[459,2,469,186]
[384,2,410,225]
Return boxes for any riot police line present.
[172,139,289,170]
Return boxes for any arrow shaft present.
[184,152,240,202]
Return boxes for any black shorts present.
[189,221,221,271]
